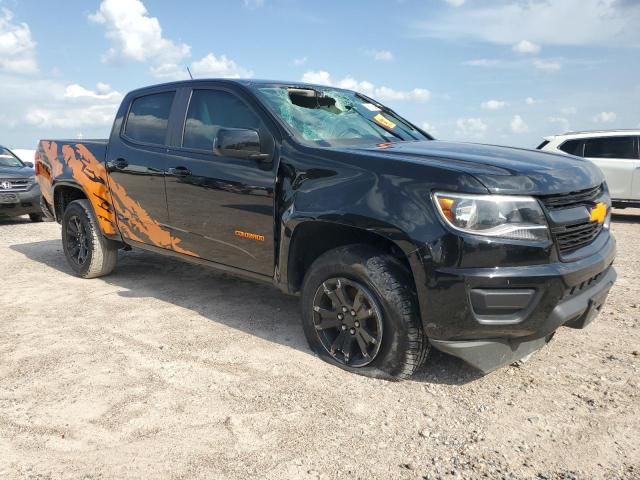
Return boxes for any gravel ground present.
[1,210,639,479]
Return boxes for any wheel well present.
[54,185,87,221]
[287,222,412,294]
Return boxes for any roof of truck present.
[127,78,354,95]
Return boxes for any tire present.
[29,213,43,222]
[300,245,429,380]
[61,199,118,278]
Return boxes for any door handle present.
[113,158,128,170]
[168,166,192,177]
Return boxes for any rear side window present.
[183,89,262,151]
[124,91,176,145]
[558,139,583,156]
[584,136,636,159]
[536,140,549,150]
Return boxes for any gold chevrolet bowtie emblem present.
[589,202,607,224]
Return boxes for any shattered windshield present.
[0,148,24,168]
[253,86,430,147]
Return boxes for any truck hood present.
[0,166,34,177]
[338,140,604,195]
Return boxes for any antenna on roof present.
[186,67,194,80]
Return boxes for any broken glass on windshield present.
[254,86,429,147]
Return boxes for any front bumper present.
[419,233,617,372]
[0,185,42,218]
[430,266,616,372]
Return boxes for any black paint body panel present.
[37,79,617,350]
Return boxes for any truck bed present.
[36,139,117,236]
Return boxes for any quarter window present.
[584,136,636,159]
[558,139,583,156]
[124,91,176,145]
[183,90,262,151]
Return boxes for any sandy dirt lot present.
[1,211,639,479]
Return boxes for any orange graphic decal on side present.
[62,144,118,236]
[37,141,197,257]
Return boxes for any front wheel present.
[61,199,117,278]
[29,213,43,222]
[300,245,429,379]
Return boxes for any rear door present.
[583,136,636,200]
[164,86,277,275]
[106,89,177,249]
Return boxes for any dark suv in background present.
[0,145,44,222]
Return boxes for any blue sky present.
[1,0,639,149]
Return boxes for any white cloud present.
[191,53,253,78]
[89,0,190,65]
[445,0,465,6]
[365,49,394,61]
[25,104,119,129]
[149,63,187,80]
[481,99,506,110]
[301,70,431,103]
[20,82,122,130]
[416,0,640,48]
[463,59,504,68]
[421,122,437,136]
[456,118,487,138]
[302,70,332,85]
[64,83,122,101]
[548,116,571,133]
[533,59,562,72]
[151,53,253,80]
[0,74,128,146]
[592,111,617,123]
[561,106,577,115]
[90,1,251,82]
[243,0,265,8]
[0,8,38,74]
[525,97,536,105]
[293,56,308,66]
[510,115,529,133]
[512,40,541,54]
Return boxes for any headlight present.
[433,192,550,241]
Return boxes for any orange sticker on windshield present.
[373,113,396,130]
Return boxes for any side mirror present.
[214,128,269,161]
[24,161,34,168]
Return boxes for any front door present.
[164,88,276,275]
[107,90,176,250]
[583,136,636,200]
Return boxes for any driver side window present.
[182,90,263,151]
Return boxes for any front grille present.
[552,221,603,254]
[0,178,30,192]
[540,184,603,210]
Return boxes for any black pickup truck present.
[0,145,44,221]
[36,79,617,378]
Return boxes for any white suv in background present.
[538,130,640,208]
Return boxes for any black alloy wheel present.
[66,215,90,266]
[311,277,383,367]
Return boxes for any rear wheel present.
[301,245,429,379]
[62,200,117,278]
